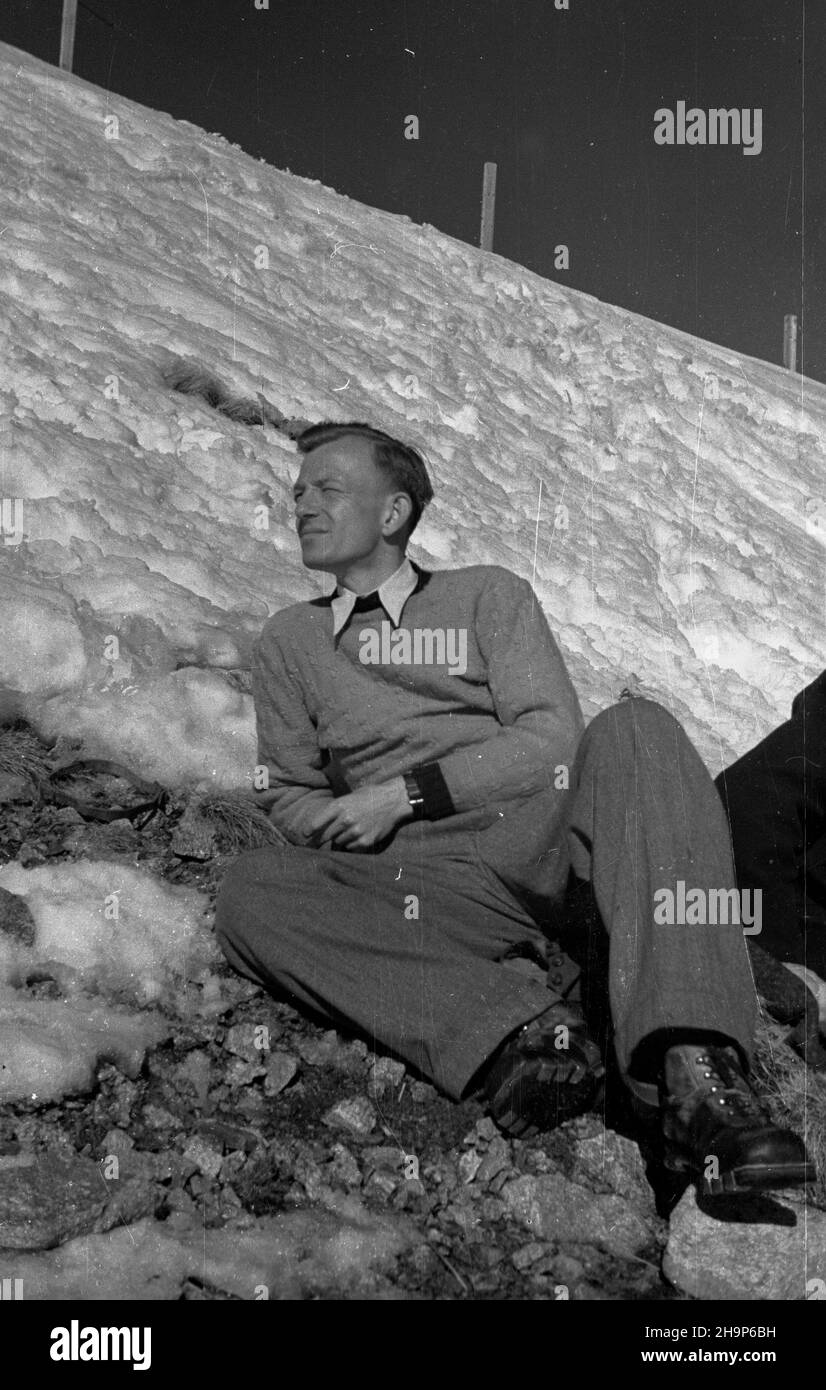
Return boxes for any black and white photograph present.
[0,0,823,1352]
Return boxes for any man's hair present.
[295,421,434,539]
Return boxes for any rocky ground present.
[1,726,824,1302]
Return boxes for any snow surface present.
[0,986,169,1104]
[0,859,216,1006]
[0,856,215,1102]
[0,43,823,789]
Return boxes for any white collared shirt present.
[330,556,419,637]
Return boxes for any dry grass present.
[0,723,51,792]
[752,1011,826,1205]
[195,790,289,852]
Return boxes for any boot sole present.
[491,1062,606,1139]
[664,1153,817,1196]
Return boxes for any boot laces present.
[696,1050,757,1115]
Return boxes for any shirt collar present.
[330,556,418,637]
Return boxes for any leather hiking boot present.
[484,1003,605,1138]
[660,1042,816,1196]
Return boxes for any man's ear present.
[383,491,413,540]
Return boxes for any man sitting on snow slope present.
[215,421,813,1197]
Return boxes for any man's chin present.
[299,541,339,573]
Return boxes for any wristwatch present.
[403,771,426,820]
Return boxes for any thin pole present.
[480,162,497,252]
[783,314,798,372]
[59,0,78,72]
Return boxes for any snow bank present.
[0,859,217,1102]
[0,39,823,790]
[9,1199,415,1299]
[33,669,257,791]
[0,986,169,1104]
[2,578,89,697]
[0,859,217,1005]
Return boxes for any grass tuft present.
[195,790,289,852]
[752,1011,826,1205]
[0,723,51,792]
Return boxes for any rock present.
[97,1145,166,1184]
[322,1096,377,1137]
[293,1034,334,1067]
[663,1188,826,1300]
[569,1119,657,1218]
[551,1253,587,1284]
[58,827,87,854]
[0,885,36,945]
[571,1280,616,1300]
[140,1103,183,1133]
[222,1021,268,1063]
[163,1188,197,1222]
[99,1128,134,1156]
[394,1180,428,1213]
[441,1202,480,1234]
[170,1049,211,1106]
[502,1172,661,1259]
[263,1051,299,1095]
[458,1149,483,1184]
[292,1154,329,1203]
[297,1030,365,1072]
[409,1081,437,1103]
[473,1137,511,1186]
[364,1171,398,1202]
[0,1152,156,1250]
[184,1173,218,1201]
[218,1184,243,1216]
[0,772,31,803]
[458,1112,497,1145]
[95,1067,139,1128]
[366,1056,406,1098]
[512,1240,554,1271]
[181,1136,224,1181]
[216,1145,246,1178]
[236,1090,267,1122]
[468,1117,499,1144]
[488,1167,518,1194]
[478,1196,507,1221]
[326,1144,362,1188]
[225,1056,267,1088]
[364,1147,405,1173]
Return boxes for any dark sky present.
[5,1,824,381]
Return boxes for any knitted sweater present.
[252,562,585,913]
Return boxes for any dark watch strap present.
[409,761,455,820]
[403,771,426,819]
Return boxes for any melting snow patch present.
[0,859,216,1005]
[0,985,169,1104]
[31,669,257,791]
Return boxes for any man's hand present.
[305,778,413,850]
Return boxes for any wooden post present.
[783,314,798,372]
[480,162,497,252]
[59,0,78,72]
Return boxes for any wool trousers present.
[215,698,758,1102]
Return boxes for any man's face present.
[293,436,398,574]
